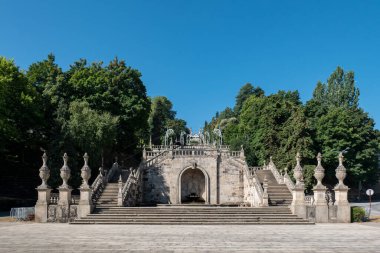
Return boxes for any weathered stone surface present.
[0,223,379,252]
[142,147,245,205]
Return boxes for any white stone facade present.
[141,146,246,205]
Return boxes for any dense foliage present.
[351,206,366,222]
[205,67,379,190]
[1,55,378,193]
[148,96,189,145]
[1,55,188,189]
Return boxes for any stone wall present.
[142,150,246,205]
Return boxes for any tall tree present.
[0,57,42,168]
[315,107,378,186]
[234,83,264,114]
[148,96,176,144]
[311,66,360,109]
[148,96,188,144]
[306,67,379,188]
[238,90,313,168]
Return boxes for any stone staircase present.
[71,206,312,225]
[255,170,293,206]
[96,183,119,207]
[71,169,308,225]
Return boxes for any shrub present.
[351,206,366,222]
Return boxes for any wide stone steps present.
[71,207,313,225]
[96,183,119,206]
[255,170,293,206]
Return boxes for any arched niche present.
[178,165,210,204]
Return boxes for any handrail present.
[91,171,103,192]
[91,168,105,203]
[266,160,284,184]
[284,172,295,192]
[144,149,170,167]
[121,175,133,204]
[234,159,264,206]
[121,167,142,205]
[251,171,264,198]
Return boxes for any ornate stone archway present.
[178,164,209,204]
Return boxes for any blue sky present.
[1,0,379,130]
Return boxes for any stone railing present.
[71,195,80,204]
[146,150,163,157]
[265,161,284,184]
[91,169,104,203]
[48,192,79,204]
[144,149,170,167]
[248,166,263,175]
[50,193,59,204]
[305,195,315,206]
[219,145,230,150]
[121,174,133,204]
[237,161,264,207]
[251,171,264,200]
[120,167,142,206]
[284,172,295,192]
[229,151,241,157]
[173,149,208,157]
[150,145,169,150]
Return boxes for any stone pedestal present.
[78,188,93,218]
[334,152,351,223]
[35,187,51,223]
[291,153,306,219]
[313,186,328,223]
[58,187,72,206]
[335,185,350,223]
[291,185,306,219]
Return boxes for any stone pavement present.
[0,223,379,252]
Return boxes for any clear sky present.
[1,0,379,130]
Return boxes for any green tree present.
[306,67,379,187]
[238,91,314,168]
[312,66,359,109]
[148,96,176,144]
[234,83,264,114]
[66,101,118,160]
[25,55,151,186]
[0,57,42,167]
[315,107,378,186]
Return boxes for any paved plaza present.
[0,223,379,252]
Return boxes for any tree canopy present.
[148,96,188,144]
[206,67,379,190]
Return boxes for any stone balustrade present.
[35,152,98,223]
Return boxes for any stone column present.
[313,153,328,223]
[262,176,269,207]
[78,153,93,218]
[58,153,72,220]
[291,152,306,219]
[334,152,351,223]
[35,152,51,223]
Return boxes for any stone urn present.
[38,152,50,189]
[335,152,347,187]
[314,153,325,187]
[60,153,71,189]
[81,153,91,188]
[293,152,303,185]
